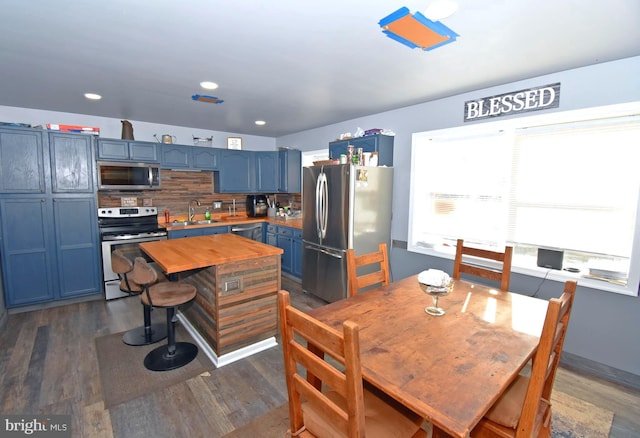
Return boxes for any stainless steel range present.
[98,207,167,300]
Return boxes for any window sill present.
[407,245,639,297]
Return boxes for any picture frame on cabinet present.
[227,137,242,150]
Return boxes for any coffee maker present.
[246,194,268,217]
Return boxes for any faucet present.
[188,199,201,221]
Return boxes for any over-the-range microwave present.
[97,161,161,190]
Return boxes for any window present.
[408,103,640,296]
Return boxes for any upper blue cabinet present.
[97,138,158,162]
[329,133,394,167]
[0,127,47,193]
[49,132,95,193]
[160,143,220,170]
[214,149,255,193]
[278,148,301,193]
[214,149,301,193]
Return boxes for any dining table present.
[307,274,549,438]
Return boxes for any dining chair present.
[278,290,426,438]
[453,239,513,291]
[471,280,577,438]
[346,243,390,297]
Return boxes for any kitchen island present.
[139,233,283,367]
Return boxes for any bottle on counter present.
[164,209,170,223]
[204,208,211,220]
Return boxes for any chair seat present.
[302,389,424,438]
[141,282,197,308]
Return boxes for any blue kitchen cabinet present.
[266,224,277,246]
[168,225,229,239]
[192,147,220,170]
[53,197,101,298]
[160,144,191,169]
[256,152,279,192]
[292,228,302,278]
[201,225,229,235]
[168,228,204,239]
[0,198,56,306]
[278,148,301,193]
[277,226,294,274]
[0,127,46,193]
[328,134,394,166]
[0,128,101,307]
[214,149,255,193]
[268,224,301,277]
[49,132,95,193]
[161,143,221,170]
[97,138,158,162]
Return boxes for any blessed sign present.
[464,83,561,122]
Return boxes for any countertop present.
[139,233,284,274]
[160,215,303,231]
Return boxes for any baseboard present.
[561,351,640,391]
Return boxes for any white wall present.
[0,106,276,151]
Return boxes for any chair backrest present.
[517,280,577,436]
[111,249,138,293]
[453,239,513,291]
[278,290,366,437]
[346,243,390,297]
[130,257,159,305]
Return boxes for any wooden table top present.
[308,275,548,438]
[139,233,283,274]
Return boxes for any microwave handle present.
[148,166,153,188]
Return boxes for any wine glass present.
[419,281,454,316]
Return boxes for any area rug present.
[551,390,613,437]
[95,326,213,408]
[222,391,613,438]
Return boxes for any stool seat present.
[131,257,199,372]
[141,282,197,308]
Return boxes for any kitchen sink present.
[169,219,220,227]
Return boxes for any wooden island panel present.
[139,233,283,359]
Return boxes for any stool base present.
[122,323,167,346]
[144,342,198,371]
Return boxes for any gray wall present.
[277,56,640,377]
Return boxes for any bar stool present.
[130,257,199,371]
[111,250,167,346]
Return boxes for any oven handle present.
[101,233,167,243]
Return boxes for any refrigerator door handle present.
[304,244,343,259]
[319,172,328,239]
[315,172,322,240]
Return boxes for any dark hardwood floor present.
[1,276,638,437]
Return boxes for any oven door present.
[101,234,167,300]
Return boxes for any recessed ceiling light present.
[200,81,218,90]
[255,120,266,126]
[423,0,458,21]
[84,93,102,100]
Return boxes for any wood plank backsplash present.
[97,170,301,221]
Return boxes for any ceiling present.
[2,0,639,137]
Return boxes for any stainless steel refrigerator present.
[302,164,393,302]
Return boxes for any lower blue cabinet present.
[168,225,229,239]
[269,224,302,278]
[0,196,101,307]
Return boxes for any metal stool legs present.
[144,307,198,371]
[122,303,167,346]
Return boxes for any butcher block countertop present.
[139,233,283,274]
[160,215,303,230]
